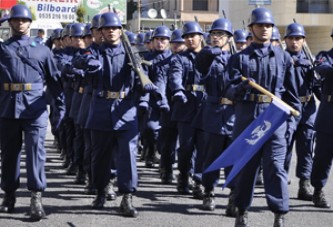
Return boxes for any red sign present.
[0,0,17,9]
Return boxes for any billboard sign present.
[20,0,126,23]
[83,0,127,24]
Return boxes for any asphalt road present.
[0,127,333,227]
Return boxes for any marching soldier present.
[140,26,173,168]
[225,8,301,227]
[195,18,236,215]
[271,26,282,47]
[283,22,321,201]
[144,25,174,181]
[169,21,206,199]
[233,29,248,51]
[0,4,65,221]
[170,29,186,54]
[310,29,333,209]
[73,12,156,217]
[58,23,77,174]
[65,23,87,184]
[157,28,186,184]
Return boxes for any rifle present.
[194,16,207,47]
[292,19,320,80]
[113,8,155,88]
[173,13,178,29]
[241,76,300,117]
[222,10,237,54]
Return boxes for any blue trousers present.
[311,132,333,188]
[202,132,233,192]
[177,121,205,183]
[91,129,138,193]
[0,111,48,192]
[234,125,289,214]
[159,126,178,174]
[285,123,315,179]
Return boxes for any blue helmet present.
[182,21,204,38]
[70,23,85,37]
[83,23,92,37]
[152,25,171,39]
[126,31,137,45]
[248,8,275,26]
[62,23,73,38]
[271,26,281,40]
[99,12,122,29]
[144,31,153,43]
[91,14,101,29]
[9,4,32,22]
[284,23,306,38]
[233,29,247,43]
[170,29,184,43]
[136,33,145,45]
[51,28,63,40]
[209,18,233,36]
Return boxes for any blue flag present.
[204,100,290,189]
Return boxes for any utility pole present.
[137,0,141,32]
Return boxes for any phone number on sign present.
[38,13,76,20]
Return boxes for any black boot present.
[192,182,204,200]
[61,156,70,168]
[145,145,155,168]
[202,192,215,211]
[91,191,106,209]
[225,189,237,217]
[84,174,96,195]
[273,213,285,227]
[74,167,86,185]
[297,179,313,201]
[119,193,138,218]
[30,191,45,221]
[177,173,190,194]
[105,179,117,201]
[66,162,77,175]
[161,172,174,184]
[313,188,331,208]
[0,192,16,213]
[234,209,249,227]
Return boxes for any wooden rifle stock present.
[222,10,236,54]
[120,28,154,88]
[241,76,300,117]
[111,7,154,88]
[292,18,320,80]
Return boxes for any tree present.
[76,3,86,23]
[17,1,36,20]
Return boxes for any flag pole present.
[241,76,300,117]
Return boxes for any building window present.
[193,0,208,11]
[297,0,330,13]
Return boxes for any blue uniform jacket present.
[76,42,100,128]
[314,48,333,135]
[196,48,235,135]
[225,43,301,137]
[0,35,65,128]
[75,42,142,131]
[288,51,321,126]
[168,50,206,124]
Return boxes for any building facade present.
[128,0,333,54]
